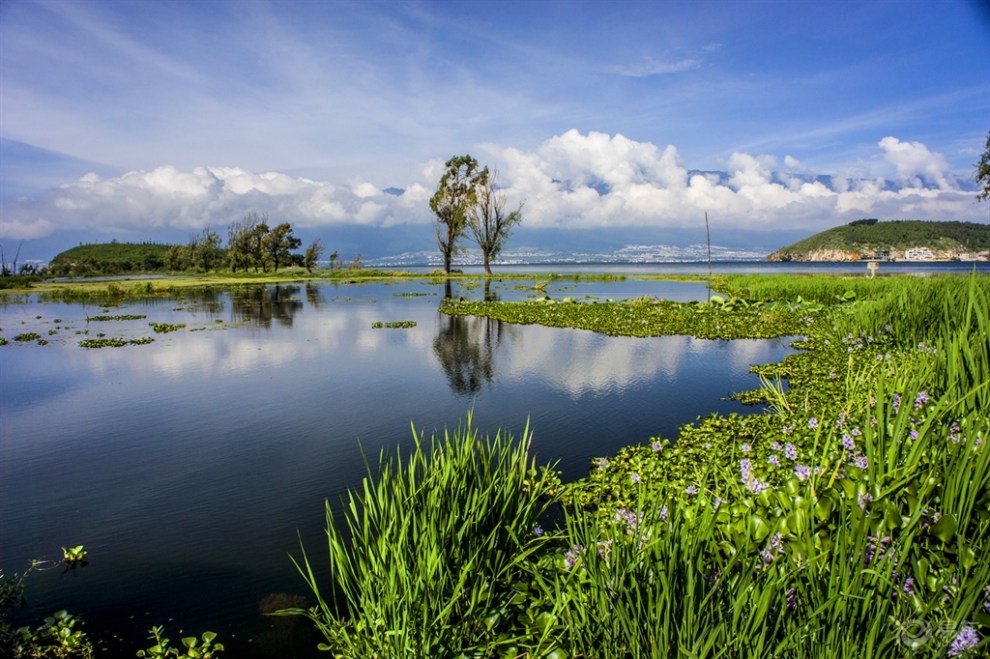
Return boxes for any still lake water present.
[2,275,807,655]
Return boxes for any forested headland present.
[768,219,990,262]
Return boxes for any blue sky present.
[1,0,989,261]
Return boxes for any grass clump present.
[276,416,559,657]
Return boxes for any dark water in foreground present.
[3,277,801,655]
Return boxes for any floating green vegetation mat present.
[149,322,186,333]
[371,320,417,329]
[87,314,147,322]
[286,273,990,658]
[441,295,820,339]
[79,337,155,348]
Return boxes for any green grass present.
[276,416,559,657]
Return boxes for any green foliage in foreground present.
[288,274,989,658]
[276,418,559,657]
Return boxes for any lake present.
[2,276,802,656]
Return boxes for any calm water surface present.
[1,278,798,656]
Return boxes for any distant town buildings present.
[903,247,935,260]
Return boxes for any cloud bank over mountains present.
[1,130,981,252]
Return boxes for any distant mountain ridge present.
[767,220,990,262]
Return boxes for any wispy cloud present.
[604,56,702,77]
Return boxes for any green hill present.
[48,241,173,276]
[768,220,990,262]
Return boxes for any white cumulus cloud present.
[0,130,981,242]
[878,136,954,189]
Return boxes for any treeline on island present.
[46,214,346,277]
[768,219,990,262]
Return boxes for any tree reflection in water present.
[230,284,303,327]
[305,282,325,308]
[433,312,512,396]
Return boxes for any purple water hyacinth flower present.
[785,588,797,611]
[851,427,862,437]
[684,484,698,495]
[807,417,819,429]
[782,425,794,436]
[659,504,669,521]
[768,455,781,467]
[914,391,929,410]
[596,457,609,470]
[855,455,869,470]
[842,433,855,451]
[857,492,873,509]
[740,459,752,482]
[910,429,919,440]
[759,532,784,567]
[921,508,941,530]
[892,393,902,412]
[533,524,544,536]
[947,625,980,657]
[651,440,663,452]
[740,443,752,453]
[784,443,797,461]
[771,441,782,451]
[630,472,641,484]
[597,539,613,562]
[616,508,642,533]
[902,578,915,596]
[564,545,583,569]
[794,465,810,480]
[865,536,893,567]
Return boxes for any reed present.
[276,415,558,657]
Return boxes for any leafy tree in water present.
[977,130,990,202]
[430,155,488,274]
[469,169,523,276]
[262,222,301,272]
[303,238,325,273]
